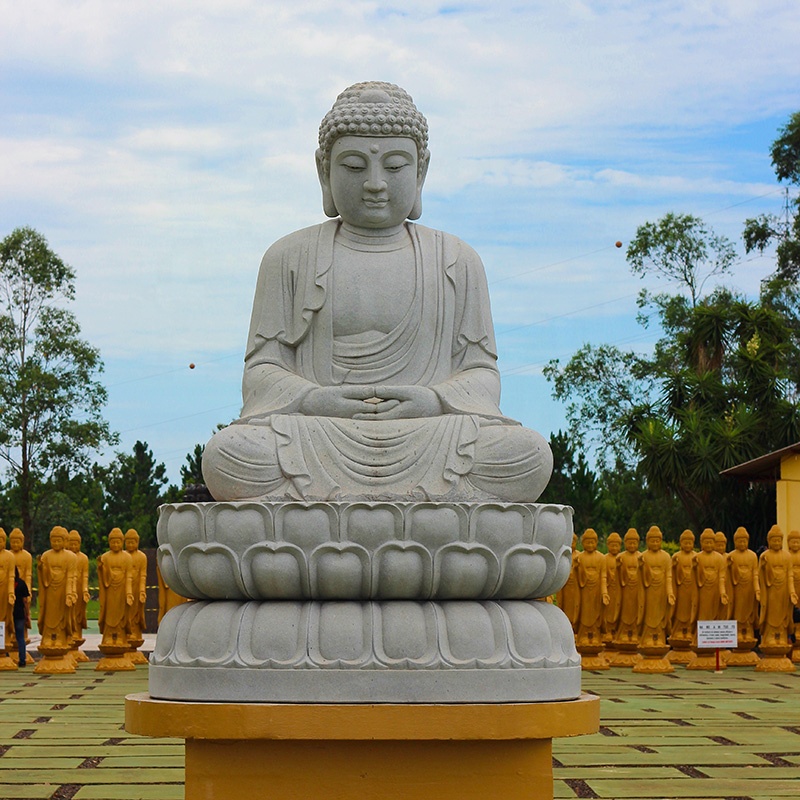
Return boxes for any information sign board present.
[696,619,737,649]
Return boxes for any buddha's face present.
[788,534,800,553]
[624,535,639,553]
[647,533,661,551]
[680,533,694,553]
[714,536,726,554]
[68,535,81,554]
[768,533,783,551]
[582,534,597,553]
[109,535,123,553]
[125,537,138,552]
[700,534,715,553]
[607,537,621,556]
[734,534,748,551]
[10,533,23,552]
[325,136,424,229]
[50,533,65,552]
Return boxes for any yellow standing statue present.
[610,529,642,666]
[603,532,622,649]
[574,529,609,670]
[97,528,135,671]
[756,526,797,672]
[67,530,91,663]
[788,530,800,664]
[688,529,728,670]
[0,530,17,670]
[669,530,697,664]
[8,529,33,658]
[35,527,77,674]
[634,526,674,673]
[124,529,149,665]
[726,527,761,666]
[556,533,580,631]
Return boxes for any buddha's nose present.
[364,166,387,192]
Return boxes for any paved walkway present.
[0,663,798,799]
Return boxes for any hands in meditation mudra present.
[202,82,552,503]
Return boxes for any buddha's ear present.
[408,149,430,220]
[316,149,339,218]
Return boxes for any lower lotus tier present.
[149,598,581,703]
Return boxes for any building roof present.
[720,442,800,482]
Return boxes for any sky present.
[1,0,799,485]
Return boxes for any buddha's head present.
[733,527,749,551]
[68,530,82,553]
[679,529,695,552]
[767,525,783,551]
[700,529,715,552]
[108,528,124,553]
[645,526,662,551]
[788,530,800,552]
[9,529,24,552]
[624,528,639,553]
[316,82,430,228]
[714,531,727,554]
[581,529,598,552]
[124,529,140,552]
[606,532,622,556]
[50,526,68,552]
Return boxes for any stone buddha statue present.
[202,81,552,504]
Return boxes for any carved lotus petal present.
[311,544,370,599]
[156,545,190,598]
[241,542,308,599]
[496,546,552,599]
[183,601,241,665]
[374,601,438,666]
[179,543,246,600]
[472,504,532,549]
[546,545,574,597]
[373,543,431,599]
[277,504,336,552]
[158,504,205,549]
[309,601,372,666]
[342,503,403,549]
[238,602,308,666]
[533,505,573,552]
[435,544,499,599]
[208,503,272,549]
[438,601,507,667]
[498,601,550,665]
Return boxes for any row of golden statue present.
[556,524,800,673]
[0,526,149,673]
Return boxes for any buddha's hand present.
[300,385,385,418]
[354,386,443,419]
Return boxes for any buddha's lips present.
[363,198,388,206]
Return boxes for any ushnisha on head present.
[316,81,430,223]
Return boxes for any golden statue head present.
[9,528,24,551]
[49,526,68,550]
[67,530,82,553]
[623,528,640,552]
[124,528,140,552]
[606,532,622,555]
[733,527,749,550]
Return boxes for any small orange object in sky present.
[615,241,623,248]
[189,363,196,369]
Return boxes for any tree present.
[546,213,800,546]
[0,227,116,553]
[743,111,800,282]
[180,443,205,487]
[627,212,736,307]
[99,440,168,548]
[539,431,601,533]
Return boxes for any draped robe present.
[203,221,551,502]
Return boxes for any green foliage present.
[180,443,205,487]
[626,213,736,307]
[0,227,116,552]
[547,204,800,547]
[98,440,168,548]
[743,112,800,282]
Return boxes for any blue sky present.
[1,1,799,483]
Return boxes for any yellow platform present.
[126,692,599,800]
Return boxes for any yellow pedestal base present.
[126,693,599,800]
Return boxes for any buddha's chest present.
[331,246,416,338]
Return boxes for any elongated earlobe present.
[316,149,339,217]
[408,149,430,220]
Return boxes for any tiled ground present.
[1,664,799,799]
[555,669,800,799]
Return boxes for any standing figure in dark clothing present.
[13,568,30,667]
